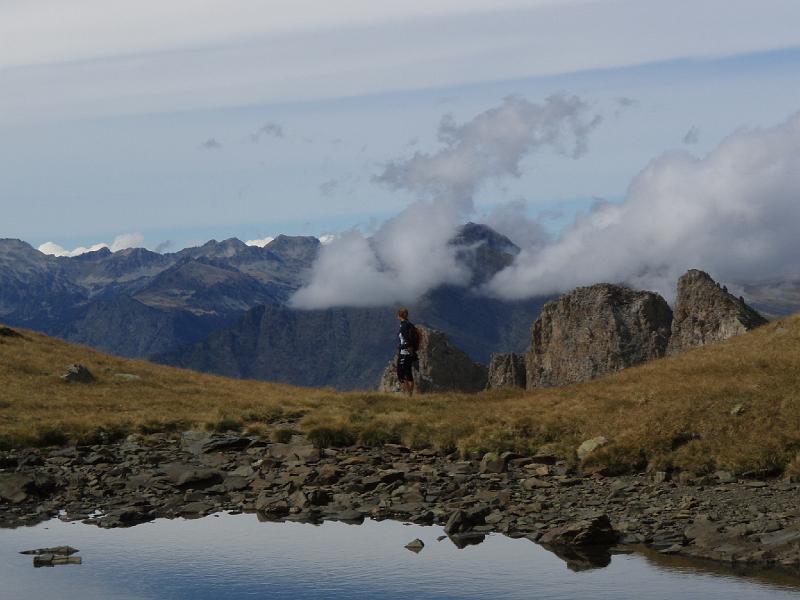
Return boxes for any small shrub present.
[307,426,356,448]
[137,420,191,434]
[76,425,130,446]
[34,427,69,448]
[359,427,401,447]
[273,428,295,444]
[207,417,243,433]
[582,443,647,475]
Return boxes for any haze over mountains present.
[0,224,547,389]
[1,222,798,390]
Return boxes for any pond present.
[2,513,799,600]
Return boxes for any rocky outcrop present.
[526,284,673,389]
[486,353,527,389]
[667,270,768,355]
[379,327,488,393]
[61,364,95,383]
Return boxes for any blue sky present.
[2,1,800,255]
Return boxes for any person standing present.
[395,307,418,396]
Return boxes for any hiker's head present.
[397,307,409,321]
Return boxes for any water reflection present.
[1,514,799,600]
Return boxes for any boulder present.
[577,436,609,461]
[526,284,672,388]
[405,538,425,553]
[0,473,56,504]
[479,452,507,474]
[538,514,618,546]
[486,353,526,389]
[667,269,768,355]
[0,326,22,338]
[444,506,490,535]
[162,464,223,488]
[61,363,95,383]
[378,326,487,393]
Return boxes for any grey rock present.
[162,464,223,488]
[0,473,35,504]
[479,452,508,474]
[577,437,608,462]
[379,326,487,393]
[444,506,490,534]
[405,538,425,553]
[667,270,767,355]
[0,473,56,504]
[526,284,672,388]
[486,353,526,389]
[61,364,95,383]
[538,515,618,546]
[113,373,141,381]
[0,326,22,338]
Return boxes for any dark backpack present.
[408,323,425,352]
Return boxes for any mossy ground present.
[1,315,799,475]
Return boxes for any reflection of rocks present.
[3,432,800,572]
[540,544,612,572]
[33,555,82,568]
[448,533,487,549]
[21,545,82,568]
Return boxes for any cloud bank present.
[38,233,145,257]
[487,111,800,301]
[291,94,601,308]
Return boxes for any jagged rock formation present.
[526,284,673,389]
[486,353,527,389]
[378,327,487,393]
[667,270,768,355]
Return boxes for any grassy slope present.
[2,315,800,475]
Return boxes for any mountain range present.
[0,224,547,389]
[1,224,797,390]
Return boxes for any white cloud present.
[245,236,275,247]
[38,241,108,257]
[110,233,145,252]
[486,111,800,301]
[291,94,600,308]
[317,235,337,245]
[482,199,551,251]
[38,233,144,257]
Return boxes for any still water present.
[2,513,799,600]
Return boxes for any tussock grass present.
[1,316,800,475]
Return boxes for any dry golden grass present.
[2,315,800,475]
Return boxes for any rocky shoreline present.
[2,432,800,575]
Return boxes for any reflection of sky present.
[2,515,800,600]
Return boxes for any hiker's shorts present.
[397,354,414,382]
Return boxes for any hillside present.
[157,288,549,390]
[2,315,800,476]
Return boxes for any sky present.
[2,1,800,303]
